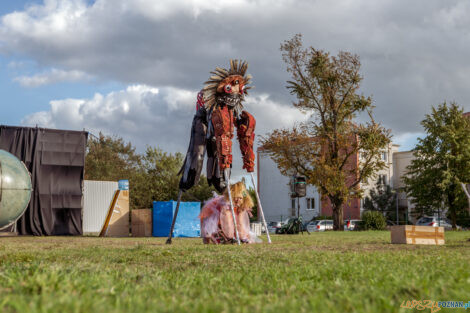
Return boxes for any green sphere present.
[0,150,32,230]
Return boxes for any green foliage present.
[85,132,140,182]
[261,34,391,230]
[454,209,470,228]
[276,217,304,234]
[247,187,258,221]
[1,233,470,313]
[360,211,386,230]
[363,179,397,220]
[85,134,216,210]
[404,102,470,228]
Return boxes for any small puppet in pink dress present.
[199,181,257,244]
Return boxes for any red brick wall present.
[320,135,362,220]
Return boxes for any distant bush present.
[360,211,386,230]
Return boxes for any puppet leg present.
[225,168,241,245]
[211,106,234,172]
[250,172,272,244]
[166,190,183,245]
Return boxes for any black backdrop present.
[0,126,87,235]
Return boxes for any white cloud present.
[244,93,308,138]
[2,0,470,136]
[21,84,305,177]
[22,84,171,147]
[13,68,91,87]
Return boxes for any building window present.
[382,151,388,161]
[379,174,388,185]
[306,198,315,210]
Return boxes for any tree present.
[85,133,140,182]
[363,178,397,221]
[247,187,258,221]
[403,102,470,228]
[260,34,391,230]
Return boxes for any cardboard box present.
[391,225,444,245]
[131,209,152,237]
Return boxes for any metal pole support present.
[225,168,241,245]
[250,172,272,244]
[166,190,183,245]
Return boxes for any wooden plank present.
[404,231,444,239]
[99,190,119,237]
[131,209,152,237]
[99,190,130,237]
[106,190,130,237]
[406,238,445,245]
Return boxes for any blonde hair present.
[223,181,254,211]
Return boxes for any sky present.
[1,0,470,182]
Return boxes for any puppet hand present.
[243,163,254,172]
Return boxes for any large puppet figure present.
[179,59,255,192]
[166,60,271,245]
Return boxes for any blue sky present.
[1,0,469,159]
[0,0,118,126]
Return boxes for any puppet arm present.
[236,110,256,172]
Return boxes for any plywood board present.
[131,209,152,237]
[100,190,130,237]
[391,225,444,245]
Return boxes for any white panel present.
[83,180,118,234]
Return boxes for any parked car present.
[302,221,311,231]
[305,221,319,232]
[306,220,334,232]
[344,219,362,231]
[267,221,282,233]
[415,216,460,230]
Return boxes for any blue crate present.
[152,201,201,237]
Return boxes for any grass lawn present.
[0,231,469,313]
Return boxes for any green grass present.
[0,231,469,313]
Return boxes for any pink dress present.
[200,196,255,244]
